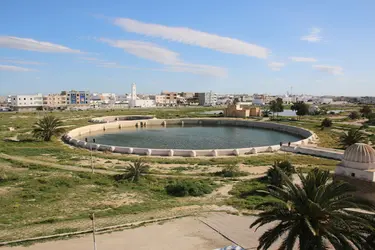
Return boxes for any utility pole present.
[90,213,97,250]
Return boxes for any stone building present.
[334,143,375,202]
[224,104,261,118]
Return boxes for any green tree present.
[266,161,295,187]
[270,98,284,119]
[115,159,150,182]
[360,105,372,118]
[262,109,271,117]
[321,118,333,128]
[367,113,375,125]
[251,168,375,250]
[32,115,66,141]
[291,101,309,120]
[339,128,367,149]
[348,111,361,120]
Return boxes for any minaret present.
[130,83,136,107]
[131,83,137,100]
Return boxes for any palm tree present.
[115,159,150,182]
[32,115,66,141]
[251,168,375,250]
[266,161,295,187]
[262,109,271,117]
[339,128,367,149]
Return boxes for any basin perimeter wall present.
[64,118,316,157]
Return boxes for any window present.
[13,98,15,100]
[24,98,26,100]
[30,98,32,100]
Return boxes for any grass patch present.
[227,178,275,210]
[165,179,215,197]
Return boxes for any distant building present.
[129,83,156,108]
[162,91,178,105]
[252,94,267,106]
[43,93,67,109]
[198,91,217,106]
[150,95,167,106]
[10,93,43,111]
[179,92,195,99]
[66,90,90,105]
[317,98,333,104]
[224,103,261,118]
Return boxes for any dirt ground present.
[4,213,282,250]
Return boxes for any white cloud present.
[313,65,343,75]
[0,64,36,72]
[301,27,322,42]
[113,18,269,59]
[268,62,285,71]
[0,58,43,65]
[101,39,180,65]
[289,57,317,62]
[100,38,227,77]
[0,36,82,53]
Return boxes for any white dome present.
[341,143,375,170]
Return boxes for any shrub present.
[213,165,247,177]
[348,111,361,120]
[266,161,295,187]
[321,118,333,128]
[165,180,214,197]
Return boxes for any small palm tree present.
[32,115,66,141]
[251,168,375,250]
[266,161,295,187]
[115,159,150,182]
[339,128,367,149]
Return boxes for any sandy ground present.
[4,213,283,250]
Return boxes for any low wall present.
[64,118,316,157]
[281,145,344,160]
[90,115,155,123]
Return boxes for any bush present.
[348,111,361,120]
[165,180,214,197]
[321,118,333,128]
[266,161,295,187]
[213,165,247,177]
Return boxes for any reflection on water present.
[80,125,303,150]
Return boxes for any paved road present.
[2,213,291,250]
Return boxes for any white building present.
[10,93,43,111]
[335,143,375,183]
[335,143,375,203]
[252,94,267,106]
[129,83,156,108]
[198,91,217,106]
[317,98,333,104]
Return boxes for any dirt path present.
[0,153,269,180]
[0,153,118,175]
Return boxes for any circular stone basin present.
[79,125,303,150]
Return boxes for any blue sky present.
[1,0,374,96]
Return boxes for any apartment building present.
[149,95,167,106]
[43,94,67,109]
[10,93,43,111]
[198,91,217,106]
[66,90,90,105]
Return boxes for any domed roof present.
[343,143,375,164]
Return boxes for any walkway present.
[3,213,283,250]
